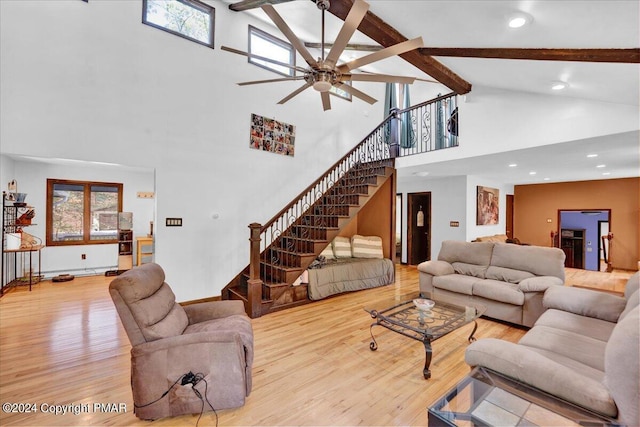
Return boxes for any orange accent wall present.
[514,177,639,271]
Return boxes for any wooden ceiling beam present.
[419,48,640,63]
[326,0,471,94]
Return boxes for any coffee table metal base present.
[367,301,481,379]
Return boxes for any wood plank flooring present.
[0,265,633,426]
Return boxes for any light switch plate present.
[166,218,182,227]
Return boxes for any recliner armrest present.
[417,260,454,277]
[183,300,247,325]
[543,286,626,323]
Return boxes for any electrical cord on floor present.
[133,372,218,427]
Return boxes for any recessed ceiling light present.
[602,172,611,176]
[508,163,517,167]
[587,154,598,158]
[529,171,537,175]
[596,164,606,168]
[543,177,550,181]
[508,12,533,28]
[551,81,568,91]
[414,171,429,177]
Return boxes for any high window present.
[143,0,215,48]
[46,179,123,246]
[248,25,295,76]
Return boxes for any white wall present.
[396,175,467,262]
[0,0,385,300]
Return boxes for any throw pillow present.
[319,244,335,260]
[332,236,352,258]
[351,235,384,259]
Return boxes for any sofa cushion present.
[624,271,640,299]
[620,289,639,321]
[438,240,494,266]
[519,325,607,371]
[485,266,534,284]
[332,236,352,258]
[472,279,524,306]
[535,309,616,342]
[351,235,383,259]
[490,243,565,280]
[433,274,479,296]
[451,262,487,279]
[543,286,627,323]
[604,306,639,427]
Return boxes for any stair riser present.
[291,226,328,241]
[265,249,315,268]
[301,215,341,228]
[260,265,301,284]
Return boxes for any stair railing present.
[245,92,458,316]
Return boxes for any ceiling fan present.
[221,0,424,111]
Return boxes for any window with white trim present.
[248,25,295,77]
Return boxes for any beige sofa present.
[465,272,639,426]
[418,240,565,327]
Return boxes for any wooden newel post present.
[389,108,400,159]
[247,223,263,318]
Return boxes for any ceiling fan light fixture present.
[508,12,533,28]
[551,81,568,90]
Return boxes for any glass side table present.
[428,367,621,426]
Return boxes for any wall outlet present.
[137,191,155,199]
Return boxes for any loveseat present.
[418,240,565,327]
[301,235,394,300]
[465,272,639,426]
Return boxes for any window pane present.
[90,185,119,241]
[249,26,294,76]
[144,0,213,47]
[52,184,84,242]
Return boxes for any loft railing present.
[244,92,458,316]
[389,92,459,157]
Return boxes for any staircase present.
[222,92,459,318]
[222,124,395,318]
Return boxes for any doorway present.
[407,192,431,265]
[395,194,403,263]
[558,209,611,271]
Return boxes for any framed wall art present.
[476,186,499,225]
[250,113,295,156]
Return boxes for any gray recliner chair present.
[109,263,253,420]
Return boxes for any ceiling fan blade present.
[325,0,369,68]
[262,5,319,68]
[338,37,424,72]
[321,92,331,111]
[238,76,305,86]
[342,73,416,84]
[229,0,295,12]
[334,82,377,105]
[277,82,313,105]
[221,45,307,73]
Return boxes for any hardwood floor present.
[0,265,633,426]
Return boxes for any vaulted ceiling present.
[225,0,640,106]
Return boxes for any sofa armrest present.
[465,339,617,418]
[518,276,563,292]
[543,286,627,323]
[183,300,247,325]
[417,260,454,277]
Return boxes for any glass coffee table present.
[428,367,620,426]
[364,294,485,379]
